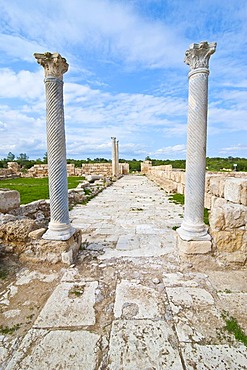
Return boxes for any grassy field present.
[0,177,85,204]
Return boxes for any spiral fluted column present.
[111,137,117,177]
[177,41,216,245]
[34,52,75,240]
[116,140,119,176]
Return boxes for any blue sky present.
[0,0,246,160]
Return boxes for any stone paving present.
[2,175,247,369]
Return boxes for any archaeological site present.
[0,42,246,369]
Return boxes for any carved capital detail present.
[34,52,69,79]
[184,41,217,71]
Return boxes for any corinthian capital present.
[34,52,69,79]
[184,41,217,71]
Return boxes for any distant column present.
[177,41,216,244]
[111,137,116,177]
[116,140,119,176]
[34,52,75,240]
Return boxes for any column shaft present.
[111,137,116,177]
[177,41,216,242]
[45,77,69,225]
[178,70,209,240]
[116,140,119,176]
[34,52,75,241]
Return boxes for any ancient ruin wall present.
[0,162,21,179]
[143,163,247,263]
[0,162,129,179]
[80,163,112,176]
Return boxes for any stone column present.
[177,42,216,251]
[116,140,119,176]
[34,52,75,240]
[111,137,116,177]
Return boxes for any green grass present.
[222,312,247,347]
[84,188,92,195]
[0,324,21,335]
[168,193,210,225]
[0,177,85,204]
[204,208,209,225]
[168,193,184,205]
[0,268,8,280]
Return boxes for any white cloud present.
[0,0,187,69]
[151,144,186,156]
[220,144,247,154]
[0,68,44,100]
[0,33,47,63]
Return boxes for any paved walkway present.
[5,176,247,369]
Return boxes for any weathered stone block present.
[0,218,37,244]
[175,172,181,183]
[164,165,172,171]
[209,176,225,197]
[176,235,212,254]
[7,162,20,172]
[171,172,176,181]
[210,197,246,230]
[204,193,212,209]
[0,188,20,213]
[177,183,185,195]
[20,229,81,264]
[28,228,46,239]
[224,178,247,205]
[0,213,17,225]
[205,175,211,192]
[181,172,186,185]
[211,230,245,252]
[221,251,247,265]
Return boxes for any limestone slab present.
[181,343,247,370]
[6,329,100,370]
[163,272,208,287]
[114,280,165,319]
[136,224,164,234]
[116,235,140,250]
[207,270,247,292]
[108,320,183,369]
[166,287,225,343]
[34,281,97,328]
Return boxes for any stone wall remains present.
[0,162,129,179]
[26,164,76,178]
[143,163,247,264]
[120,163,129,175]
[80,163,112,176]
[0,162,21,179]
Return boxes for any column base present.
[177,220,211,241]
[43,221,76,241]
[176,234,212,255]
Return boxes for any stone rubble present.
[0,175,246,369]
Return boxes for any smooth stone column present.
[34,52,75,240]
[111,137,117,177]
[116,140,119,176]
[177,41,216,243]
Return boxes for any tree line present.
[0,152,247,172]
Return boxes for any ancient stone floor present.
[1,175,247,369]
